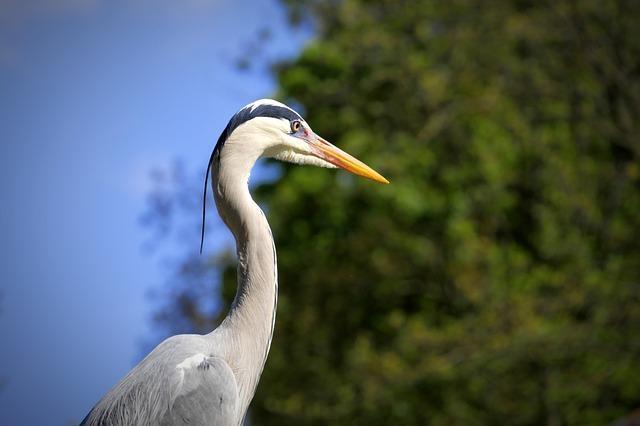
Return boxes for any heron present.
[81,99,388,425]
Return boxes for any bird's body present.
[81,99,387,425]
[82,334,237,425]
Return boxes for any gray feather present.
[81,335,238,426]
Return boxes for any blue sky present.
[0,1,309,424]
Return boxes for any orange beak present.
[307,134,389,184]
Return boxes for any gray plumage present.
[82,335,237,425]
[81,99,388,426]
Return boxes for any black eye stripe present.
[212,104,302,156]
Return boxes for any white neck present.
[209,133,278,418]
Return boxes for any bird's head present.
[200,99,388,252]
[210,99,389,184]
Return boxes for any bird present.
[80,99,388,426]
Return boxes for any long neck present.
[210,139,278,414]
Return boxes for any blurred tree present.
[144,0,640,424]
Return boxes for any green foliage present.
[149,0,640,424]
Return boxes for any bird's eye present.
[290,120,302,133]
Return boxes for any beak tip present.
[373,174,390,184]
